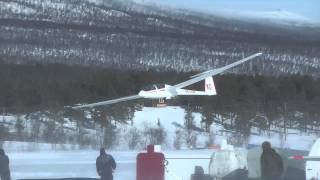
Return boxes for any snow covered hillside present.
[0,0,320,76]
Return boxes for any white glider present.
[73,53,262,109]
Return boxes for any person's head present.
[262,141,272,151]
[0,148,4,156]
[147,144,154,153]
[100,148,106,155]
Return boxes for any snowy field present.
[3,106,318,180]
[8,149,213,180]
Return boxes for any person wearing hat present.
[96,148,116,180]
[260,141,284,180]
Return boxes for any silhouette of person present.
[0,149,11,180]
[96,148,116,180]
[260,141,284,180]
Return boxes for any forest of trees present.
[0,60,319,124]
[0,60,319,114]
[0,60,320,148]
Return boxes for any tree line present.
[0,60,319,116]
[1,61,320,147]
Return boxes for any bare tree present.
[127,127,141,150]
[173,129,183,150]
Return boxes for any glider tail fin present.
[205,77,216,96]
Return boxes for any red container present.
[137,145,165,180]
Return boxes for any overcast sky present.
[135,0,320,24]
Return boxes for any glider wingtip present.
[256,52,263,56]
[71,105,84,110]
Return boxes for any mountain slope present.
[0,0,320,76]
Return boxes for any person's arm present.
[96,158,102,176]
[6,155,9,165]
[111,156,116,170]
[277,153,284,174]
[260,155,265,178]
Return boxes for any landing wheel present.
[153,98,166,107]
[159,98,165,104]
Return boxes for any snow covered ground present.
[8,149,213,180]
[2,106,318,179]
[131,106,212,149]
[131,106,316,151]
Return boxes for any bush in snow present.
[0,124,9,140]
[173,129,183,150]
[42,121,56,143]
[103,124,118,149]
[15,115,25,141]
[185,131,198,149]
[127,127,142,150]
[184,108,194,130]
[142,123,167,147]
[205,130,216,148]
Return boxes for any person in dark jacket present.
[0,149,11,180]
[260,141,284,180]
[96,148,116,180]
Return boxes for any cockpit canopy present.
[142,84,165,91]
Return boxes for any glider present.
[73,52,262,109]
